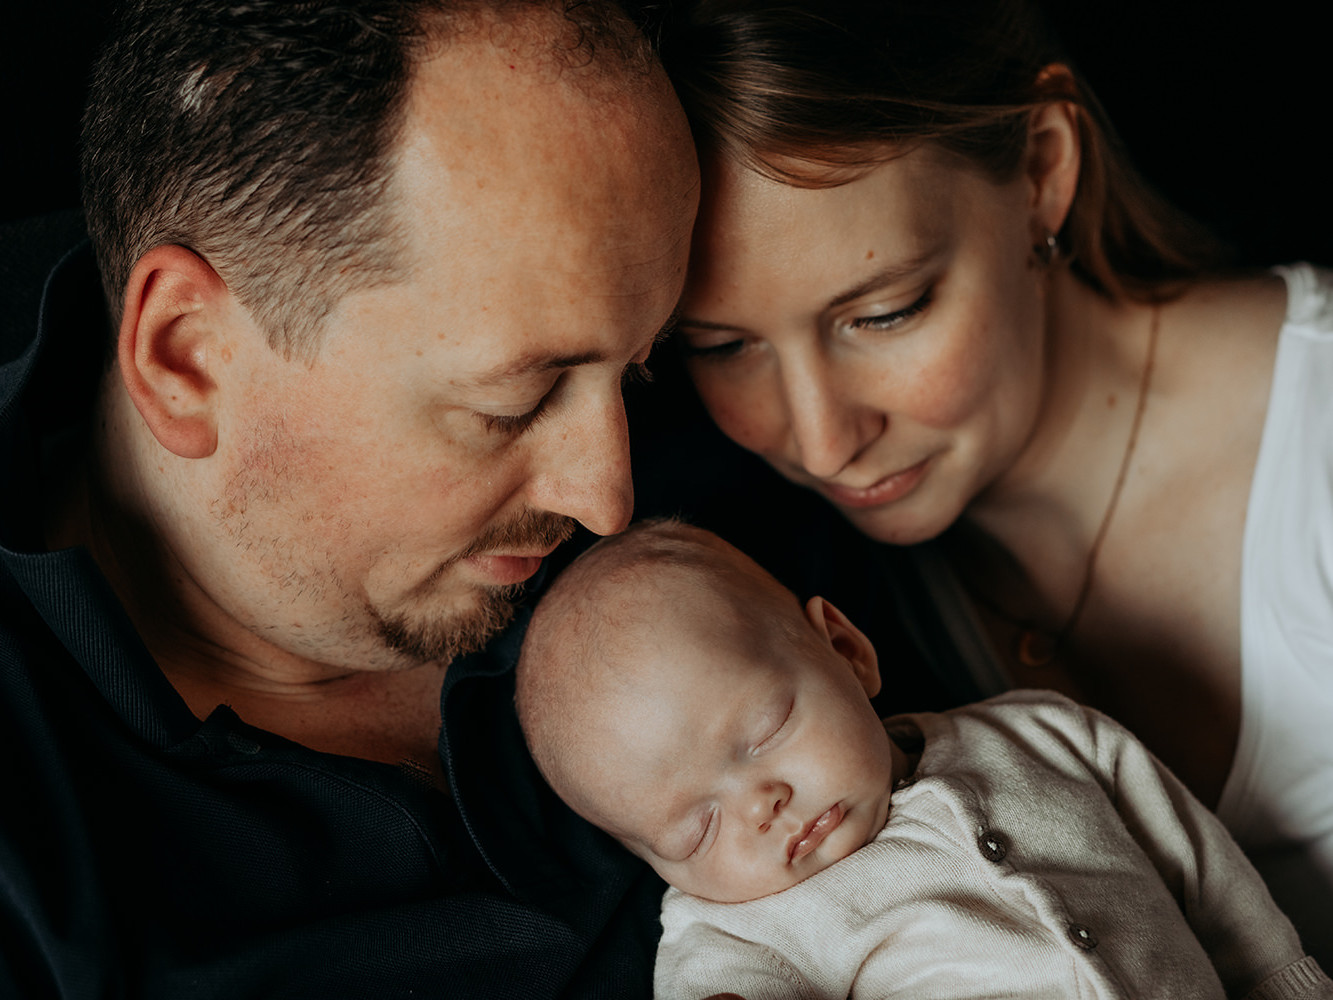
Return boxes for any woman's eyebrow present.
[827,252,935,310]
[673,316,736,331]
[674,250,940,331]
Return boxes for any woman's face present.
[676,146,1051,544]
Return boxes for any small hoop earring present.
[1032,230,1059,268]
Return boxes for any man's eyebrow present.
[460,314,679,388]
[463,350,605,388]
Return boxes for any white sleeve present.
[655,898,822,1000]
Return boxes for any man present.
[1,0,697,995]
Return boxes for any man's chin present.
[373,583,523,665]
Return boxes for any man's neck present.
[47,384,451,781]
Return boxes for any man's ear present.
[1024,66,1082,240]
[117,244,231,459]
[804,595,881,697]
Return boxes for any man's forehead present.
[406,8,669,160]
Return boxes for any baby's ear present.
[804,596,880,697]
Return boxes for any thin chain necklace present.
[989,304,1162,668]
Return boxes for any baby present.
[515,521,1330,1000]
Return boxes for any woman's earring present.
[1031,230,1059,268]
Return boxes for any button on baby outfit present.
[977,830,1009,863]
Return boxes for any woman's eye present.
[676,336,745,360]
[848,287,933,333]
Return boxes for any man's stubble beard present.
[217,431,578,669]
[369,508,577,665]
[372,581,524,665]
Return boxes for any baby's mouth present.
[788,803,844,862]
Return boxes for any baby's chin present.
[669,860,836,905]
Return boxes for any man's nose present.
[745,780,793,834]
[781,358,886,481]
[526,384,634,537]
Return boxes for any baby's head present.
[516,520,905,903]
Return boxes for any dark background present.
[2,1,1329,265]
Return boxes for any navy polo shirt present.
[0,216,663,998]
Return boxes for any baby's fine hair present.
[515,519,808,784]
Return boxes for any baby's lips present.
[787,803,844,862]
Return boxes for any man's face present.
[187,32,699,675]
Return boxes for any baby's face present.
[573,599,900,903]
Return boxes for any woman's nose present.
[746,781,793,833]
[783,363,887,480]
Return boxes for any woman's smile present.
[680,146,1050,545]
[817,456,933,510]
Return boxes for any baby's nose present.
[748,781,793,833]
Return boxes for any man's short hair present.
[81,0,651,360]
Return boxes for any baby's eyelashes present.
[651,807,718,863]
[687,808,720,859]
[749,698,795,755]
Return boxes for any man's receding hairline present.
[330,1,670,359]
[420,0,657,91]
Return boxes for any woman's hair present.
[656,0,1226,302]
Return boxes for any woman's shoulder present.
[1146,271,1283,423]
[1170,270,1289,342]
[1169,264,1333,345]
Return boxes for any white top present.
[1218,263,1333,962]
[653,692,1326,1000]
[910,265,1333,965]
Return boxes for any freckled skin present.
[677,148,1049,545]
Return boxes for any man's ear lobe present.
[117,244,231,459]
[804,595,881,697]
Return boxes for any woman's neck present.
[961,268,1160,603]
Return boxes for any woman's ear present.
[117,244,230,459]
[804,595,881,697]
[1024,65,1082,240]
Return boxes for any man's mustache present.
[458,509,577,560]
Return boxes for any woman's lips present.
[788,803,844,862]
[819,458,930,510]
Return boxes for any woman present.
[658,0,1332,960]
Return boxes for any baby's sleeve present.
[1084,705,1333,999]
[654,892,822,1000]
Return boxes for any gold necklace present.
[1003,304,1162,667]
